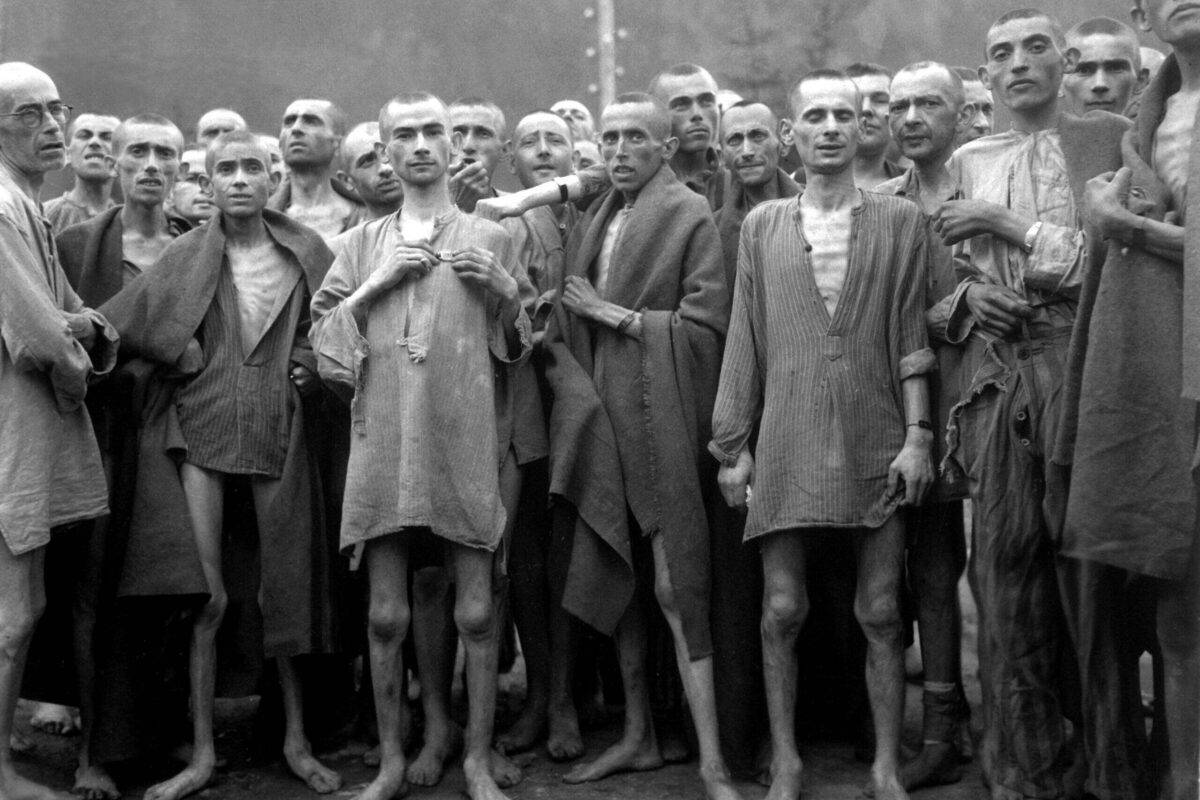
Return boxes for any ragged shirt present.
[945,129,1087,338]
[0,166,117,555]
[709,191,934,537]
[311,207,532,552]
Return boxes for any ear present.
[779,119,795,148]
[571,149,583,170]
[451,130,465,155]
[955,102,976,135]
[1137,66,1150,91]
[336,169,355,191]
[661,135,679,161]
[269,169,282,193]
[1131,3,1150,32]
[1063,47,1080,74]
[503,138,516,174]
[977,64,991,91]
[374,141,390,165]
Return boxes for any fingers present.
[1112,166,1133,194]
[886,462,899,497]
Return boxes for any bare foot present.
[764,756,802,800]
[489,748,522,789]
[350,761,408,800]
[73,763,120,800]
[0,768,73,800]
[494,705,545,755]
[282,739,342,793]
[29,703,80,736]
[897,743,962,791]
[142,760,214,800]
[405,722,461,787]
[10,731,34,754]
[463,754,510,800]
[869,770,911,800]
[563,734,663,783]
[700,763,745,800]
[545,702,583,762]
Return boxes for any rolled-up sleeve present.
[896,215,935,380]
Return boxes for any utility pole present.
[585,1,626,109]
[596,0,615,108]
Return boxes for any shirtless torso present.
[122,227,175,275]
[1153,85,1200,216]
[800,194,853,318]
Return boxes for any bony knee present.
[454,599,494,642]
[855,600,903,644]
[761,591,808,637]
[653,575,678,616]
[367,600,410,644]
[196,590,228,630]
[0,597,44,642]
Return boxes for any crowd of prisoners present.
[2,3,1199,800]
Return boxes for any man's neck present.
[69,176,111,211]
[671,147,710,180]
[400,179,454,222]
[744,174,780,207]
[1175,43,1200,92]
[802,167,858,211]
[287,163,336,203]
[222,213,270,248]
[0,155,42,200]
[1010,98,1060,133]
[364,201,399,221]
[120,199,169,238]
[911,152,956,213]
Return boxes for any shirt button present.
[1020,438,1031,447]
[1015,411,1027,421]
[1017,348,1031,359]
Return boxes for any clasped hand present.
[562,275,604,320]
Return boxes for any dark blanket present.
[546,164,729,658]
[715,168,801,291]
[100,210,340,654]
[1055,60,1196,579]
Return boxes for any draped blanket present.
[547,164,729,658]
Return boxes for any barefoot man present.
[0,61,118,800]
[101,130,342,800]
[311,91,532,800]
[710,69,936,800]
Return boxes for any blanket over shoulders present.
[547,164,728,657]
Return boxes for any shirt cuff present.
[707,440,743,467]
[84,309,119,379]
[899,347,937,380]
[945,280,979,345]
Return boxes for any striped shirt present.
[709,191,934,537]
[175,251,304,476]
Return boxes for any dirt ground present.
[12,570,990,800]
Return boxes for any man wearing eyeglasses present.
[171,146,214,226]
[43,112,119,233]
[0,61,118,800]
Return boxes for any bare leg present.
[649,536,742,800]
[760,532,808,800]
[545,599,582,761]
[353,535,411,800]
[450,544,513,800]
[0,545,70,800]
[73,521,119,800]
[278,657,342,793]
[248,476,342,794]
[564,580,663,783]
[406,566,461,787]
[855,517,910,800]
[144,464,227,800]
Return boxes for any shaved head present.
[602,92,672,141]
[196,108,247,145]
